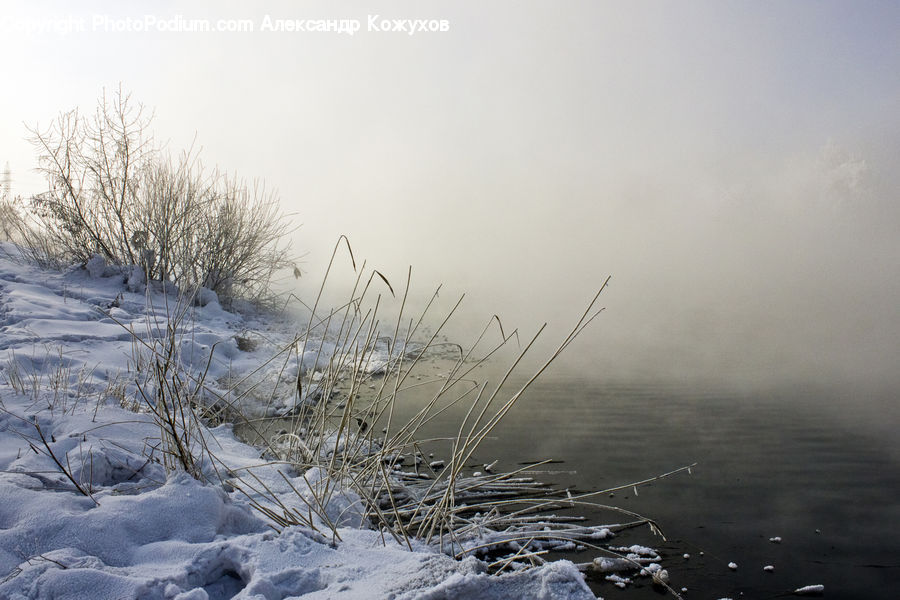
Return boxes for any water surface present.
[392,364,900,598]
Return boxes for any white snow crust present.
[0,248,597,600]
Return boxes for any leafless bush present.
[21,87,294,302]
[193,176,293,303]
[26,88,152,265]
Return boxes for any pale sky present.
[2,1,899,387]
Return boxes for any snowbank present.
[0,249,597,599]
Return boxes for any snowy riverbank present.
[0,248,600,600]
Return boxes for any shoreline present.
[0,253,609,599]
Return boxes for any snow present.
[650,568,668,585]
[794,584,825,596]
[0,249,600,599]
[604,574,630,589]
[591,544,660,576]
[85,254,110,279]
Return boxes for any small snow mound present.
[69,444,165,487]
[614,544,656,556]
[591,557,634,573]
[727,561,738,570]
[794,584,825,596]
[651,568,669,585]
[86,254,109,278]
[605,573,630,588]
[195,287,219,308]
[769,536,782,543]
[127,265,146,292]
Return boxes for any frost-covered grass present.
[0,241,685,599]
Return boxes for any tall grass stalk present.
[93,237,691,592]
[208,244,692,587]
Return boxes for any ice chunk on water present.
[794,584,824,596]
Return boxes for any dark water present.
[393,363,900,599]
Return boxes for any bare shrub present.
[193,176,293,303]
[21,87,294,302]
[26,87,153,266]
[134,153,209,285]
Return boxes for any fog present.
[3,1,899,389]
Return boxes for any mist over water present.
[3,5,898,595]
[3,2,899,391]
[267,4,900,392]
[294,134,900,392]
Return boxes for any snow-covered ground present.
[0,247,599,600]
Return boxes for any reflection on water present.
[386,364,900,598]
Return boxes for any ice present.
[605,573,631,588]
[794,584,825,596]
